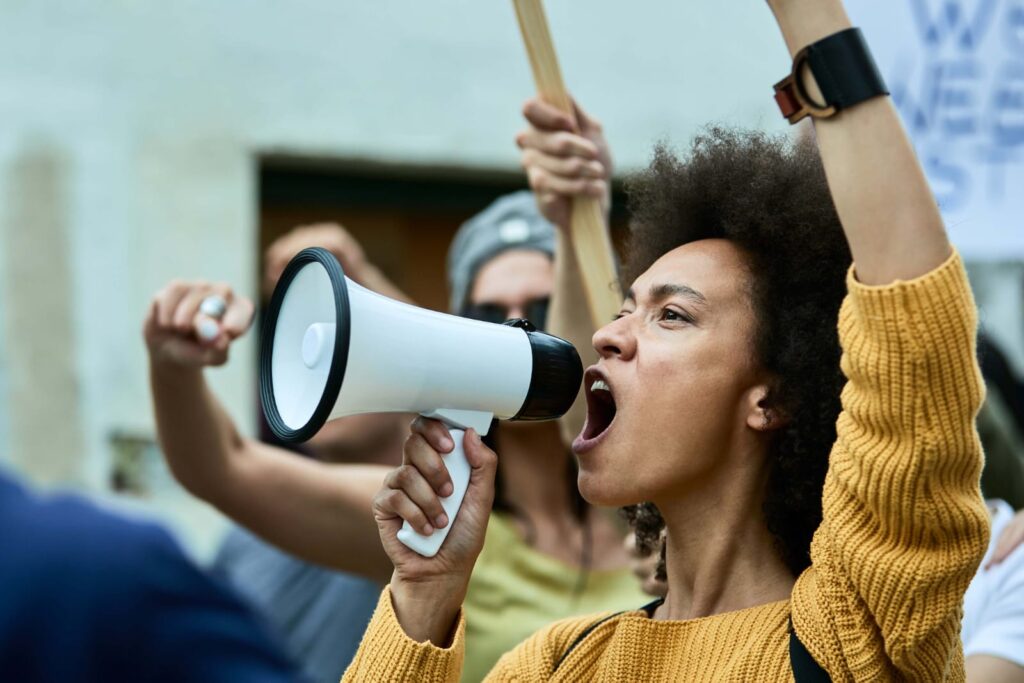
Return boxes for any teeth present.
[591,379,611,393]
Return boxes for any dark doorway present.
[260,159,531,312]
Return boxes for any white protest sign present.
[847,0,1024,259]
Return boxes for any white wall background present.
[0,0,1019,555]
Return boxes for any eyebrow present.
[625,283,708,307]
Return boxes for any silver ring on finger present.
[199,294,228,320]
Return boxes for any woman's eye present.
[661,308,690,323]
[612,310,631,321]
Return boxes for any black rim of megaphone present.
[259,247,351,444]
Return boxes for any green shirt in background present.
[460,512,649,683]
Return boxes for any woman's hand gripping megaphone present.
[372,416,497,643]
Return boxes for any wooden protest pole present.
[512,0,622,329]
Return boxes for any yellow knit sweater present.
[342,252,990,682]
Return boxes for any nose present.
[592,315,635,360]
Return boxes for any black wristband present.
[774,27,889,124]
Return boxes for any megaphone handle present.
[395,427,472,558]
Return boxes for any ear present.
[745,384,789,433]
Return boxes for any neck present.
[495,422,578,520]
[655,442,795,621]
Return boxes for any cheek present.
[637,335,753,417]
[615,344,754,484]
[626,353,721,435]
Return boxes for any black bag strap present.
[790,618,831,682]
[554,602,830,681]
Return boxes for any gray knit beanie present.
[447,190,556,313]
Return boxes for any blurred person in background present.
[146,223,407,683]
[0,463,301,681]
[212,223,410,683]
[962,500,1024,682]
[146,192,646,683]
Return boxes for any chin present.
[577,469,642,508]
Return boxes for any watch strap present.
[774,27,889,124]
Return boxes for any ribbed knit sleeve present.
[341,586,465,683]
[340,584,605,682]
[791,251,991,683]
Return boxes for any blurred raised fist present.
[263,222,412,304]
[143,280,254,369]
[264,223,368,295]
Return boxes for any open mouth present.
[574,367,617,453]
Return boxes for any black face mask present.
[461,296,550,331]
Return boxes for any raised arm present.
[767,0,949,283]
[517,98,613,441]
[144,279,393,581]
[770,1,991,679]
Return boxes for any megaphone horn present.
[260,248,583,557]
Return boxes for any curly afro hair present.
[620,127,851,578]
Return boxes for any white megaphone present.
[260,248,583,557]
